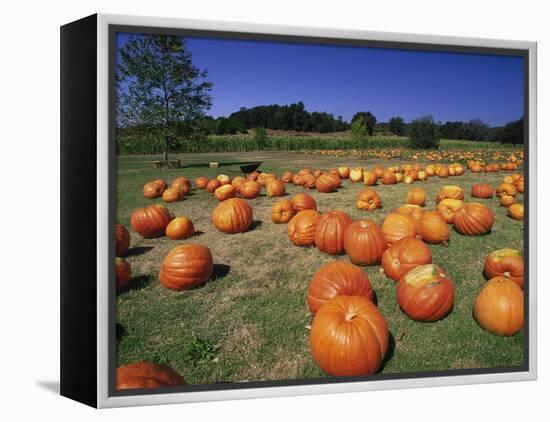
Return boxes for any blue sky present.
[116,33,524,126]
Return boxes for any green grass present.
[116,151,524,384]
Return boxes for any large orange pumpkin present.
[314,210,353,255]
[471,183,493,199]
[159,244,214,290]
[266,179,286,197]
[271,199,296,224]
[508,203,524,220]
[162,187,182,203]
[212,198,253,234]
[307,261,374,314]
[474,276,524,336]
[130,204,173,238]
[116,361,186,390]
[381,237,432,281]
[344,219,387,265]
[292,193,317,212]
[247,171,260,181]
[310,295,389,376]
[143,181,165,199]
[356,188,382,211]
[115,257,132,292]
[397,264,455,321]
[287,210,321,246]
[165,216,195,240]
[214,184,237,201]
[338,167,350,179]
[231,176,247,189]
[454,202,494,235]
[484,249,524,288]
[420,211,450,244]
[302,174,317,189]
[115,223,130,256]
[194,176,209,189]
[436,198,464,224]
[216,174,231,185]
[436,185,464,203]
[206,179,222,193]
[496,182,517,197]
[407,187,426,206]
[381,212,421,245]
[363,171,378,186]
[238,180,261,199]
[279,171,292,183]
[316,174,338,193]
[381,170,397,185]
[349,167,364,182]
[396,204,424,222]
[171,176,191,192]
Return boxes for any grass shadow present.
[116,323,126,345]
[249,220,263,231]
[380,331,396,371]
[126,246,154,257]
[212,264,231,281]
[193,231,205,237]
[123,274,153,292]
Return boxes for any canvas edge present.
[95,13,537,408]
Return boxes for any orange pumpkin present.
[356,188,382,211]
[165,216,195,240]
[143,181,165,199]
[407,187,426,206]
[301,173,317,189]
[363,171,378,186]
[238,180,261,199]
[131,204,173,238]
[310,295,389,376]
[292,193,317,212]
[344,219,387,265]
[381,212,421,245]
[349,167,364,182]
[436,199,464,224]
[115,257,132,292]
[159,244,214,290]
[496,182,517,197]
[454,202,494,235]
[397,264,455,322]
[281,171,294,183]
[116,361,186,390]
[484,249,524,289]
[231,176,247,189]
[381,237,432,281]
[508,203,524,220]
[115,223,130,257]
[214,184,237,201]
[500,194,515,206]
[292,174,305,186]
[307,262,374,315]
[171,176,191,192]
[162,187,182,203]
[194,176,209,189]
[338,167,350,179]
[396,204,424,222]
[247,171,260,181]
[474,276,524,336]
[266,179,286,197]
[216,174,231,185]
[271,199,296,224]
[420,211,450,244]
[314,210,353,255]
[206,179,222,193]
[316,174,337,193]
[212,198,253,234]
[471,183,493,199]
[287,210,321,246]
[436,185,464,202]
[438,166,450,178]
[381,170,397,185]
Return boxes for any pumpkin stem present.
[345,312,358,321]
[504,271,511,278]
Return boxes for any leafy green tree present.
[407,115,440,149]
[117,34,213,161]
[388,116,405,135]
[351,111,377,135]
[351,116,369,145]
[501,117,524,145]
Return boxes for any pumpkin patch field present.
[115,150,524,386]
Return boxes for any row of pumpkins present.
[114,165,524,389]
